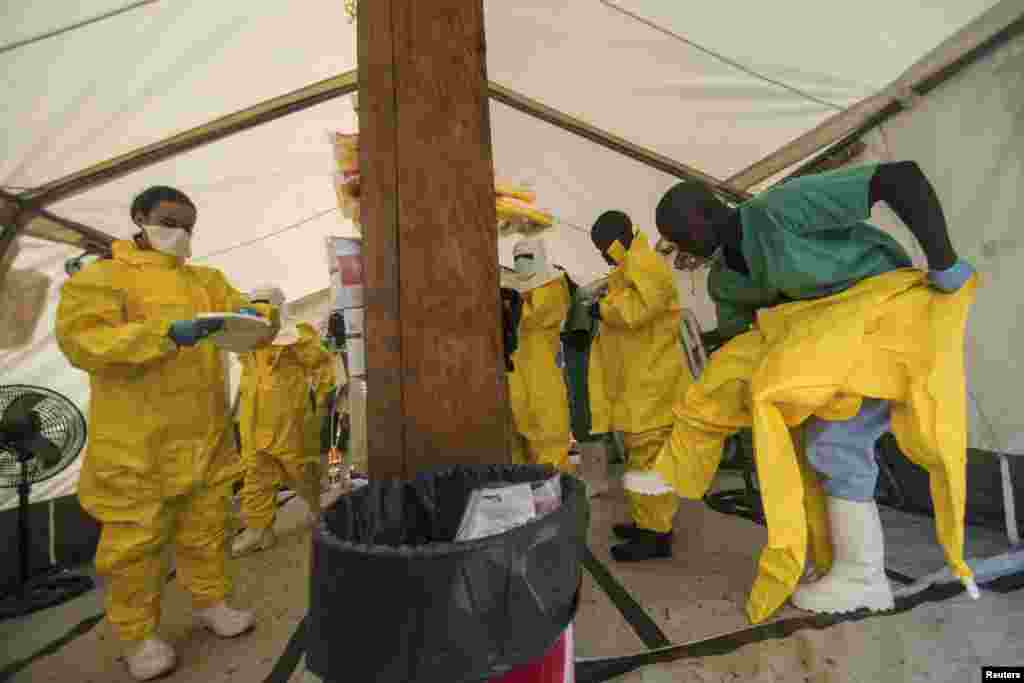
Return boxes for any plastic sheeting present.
[308,464,586,683]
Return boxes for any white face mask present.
[514,255,537,278]
[143,225,192,260]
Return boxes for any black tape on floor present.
[886,569,915,585]
[2,569,176,679]
[581,547,671,651]
[264,614,307,683]
[575,571,1024,683]
[985,571,1024,594]
[0,612,105,681]
[10,554,1020,683]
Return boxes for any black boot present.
[611,529,673,562]
[613,523,646,540]
[614,523,675,542]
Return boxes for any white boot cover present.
[127,638,177,681]
[792,497,895,614]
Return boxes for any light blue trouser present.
[804,398,891,502]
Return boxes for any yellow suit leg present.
[509,432,530,465]
[174,482,233,611]
[278,452,323,518]
[240,451,285,531]
[94,504,174,643]
[94,480,234,642]
[528,438,573,473]
[623,428,678,533]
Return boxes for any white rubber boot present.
[578,440,610,498]
[231,527,276,557]
[792,497,895,614]
[126,638,177,681]
[195,602,256,638]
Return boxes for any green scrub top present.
[708,162,913,340]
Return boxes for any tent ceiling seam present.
[598,0,847,112]
[0,0,164,56]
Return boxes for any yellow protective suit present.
[505,386,530,465]
[508,276,573,471]
[644,269,977,623]
[593,233,691,533]
[55,240,278,643]
[237,323,335,531]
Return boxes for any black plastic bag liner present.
[306,464,588,683]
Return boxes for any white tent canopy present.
[2,0,1022,510]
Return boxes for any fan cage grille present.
[0,385,87,487]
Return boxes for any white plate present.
[197,312,273,352]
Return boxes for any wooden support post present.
[359,0,506,479]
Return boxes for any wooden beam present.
[359,0,404,479]
[360,0,506,479]
[1,191,113,261]
[24,71,358,208]
[20,214,112,253]
[786,140,868,181]
[19,61,735,217]
[488,83,751,204]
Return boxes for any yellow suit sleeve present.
[519,278,570,331]
[600,241,677,330]
[294,324,336,407]
[236,350,255,372]
[55,262,178,374]
[208,268,250,313]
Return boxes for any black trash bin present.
[306,464,588,683]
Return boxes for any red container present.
[489,624,574,683]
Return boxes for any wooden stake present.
[359,0,506,479]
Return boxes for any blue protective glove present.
[168,318,224,347]
[237,307,262,317]
[927,259,975,293]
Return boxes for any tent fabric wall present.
[0,236,90,511]
[842,30,1024,456]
